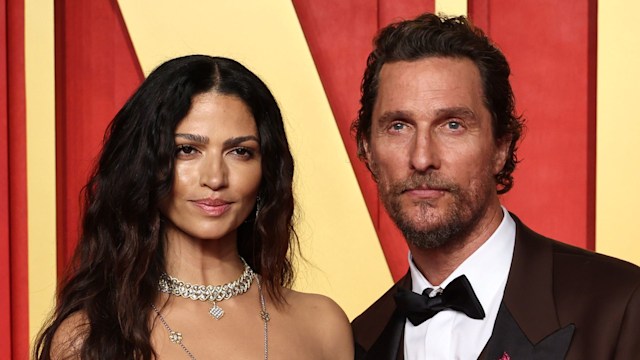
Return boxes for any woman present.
[35,55,353,359]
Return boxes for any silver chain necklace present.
[158,257,254,319]
[152,275,269,360]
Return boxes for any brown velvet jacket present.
[352,215,640,360]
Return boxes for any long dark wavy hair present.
[353,13,524,194]
[34,55,296,359]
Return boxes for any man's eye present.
[391,123,406,131]
[447,121,461,130]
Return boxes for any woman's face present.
[160,91,262,243]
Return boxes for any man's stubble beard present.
[375,168,496,250]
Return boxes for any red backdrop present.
[1,0,29,358]
[472,0,597,252]
[55,0,143,275]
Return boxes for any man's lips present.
[404,187,447,199]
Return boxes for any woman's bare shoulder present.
[48,311,89,360]
[284,289,346,317]
[282,289,354,359]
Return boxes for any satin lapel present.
[361,273,411,360]
[480,215,573,359]
[502,215,560,343]
[482,303,574,359]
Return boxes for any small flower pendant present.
[169,330,183,344]
[260,310,270,322]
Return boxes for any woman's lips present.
[192,199,232,216]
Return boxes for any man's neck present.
[410,204,505,286]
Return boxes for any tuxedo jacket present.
[352,215,640,359]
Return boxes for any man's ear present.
[493,136,512,175]
[361,138,378,182]
[362,138,372,165]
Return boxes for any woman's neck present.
[162,225,245,285]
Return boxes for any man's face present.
[366,57,509,249]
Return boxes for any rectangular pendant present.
[209,303,224,319]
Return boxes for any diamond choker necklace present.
[158,257,255,319]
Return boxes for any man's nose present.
[409,132,441,172]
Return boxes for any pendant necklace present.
[152,274,269,360]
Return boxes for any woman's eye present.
[231,147,253,158]
[175,145,197,156]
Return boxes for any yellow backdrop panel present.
[435,0,468,17]
[118,0,392,319]
[25,0,57,343]
[597,1,640,265]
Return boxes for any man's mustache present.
[389,172,459,195]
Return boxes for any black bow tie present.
[394,275,485,326]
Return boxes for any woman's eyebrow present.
[175,133,209,144]
[223,135,259,148]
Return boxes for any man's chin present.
[395,216,437,232]
[393,216,465,249]
[404,196,444,209]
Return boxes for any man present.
[351,13,640,360]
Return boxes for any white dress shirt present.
[404,207,516,360]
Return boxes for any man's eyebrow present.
[376,107,477,123]
[223,135,260,148]
[175,133,209,144]
[376,110,414,124]
[435,107,476,119]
